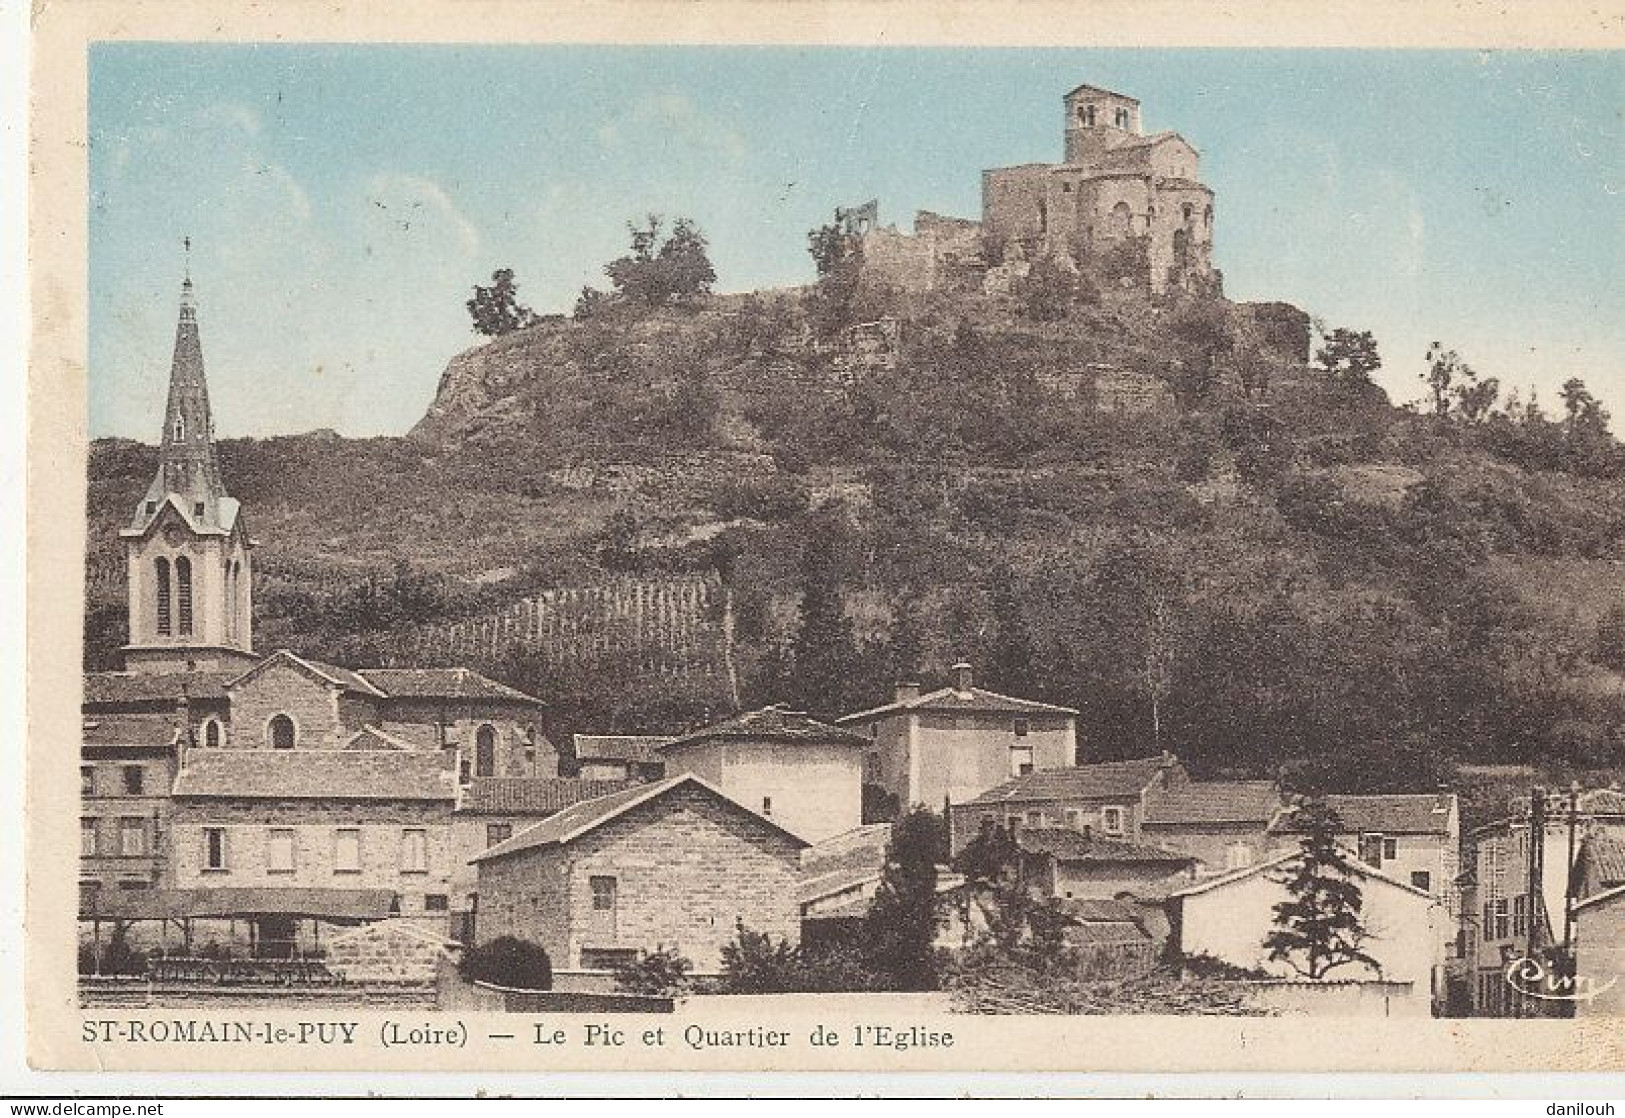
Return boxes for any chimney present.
[950,662,974,697]
[894,681,922,705]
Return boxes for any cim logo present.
[1504,954,1619,1003]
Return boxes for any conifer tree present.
[787,527,858,717]
[1263,798,1381,980]
[862,807,944,990]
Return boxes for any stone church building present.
[80,272,552,948]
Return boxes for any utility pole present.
[1562,781,1581,955]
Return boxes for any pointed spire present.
[131,251,230,531]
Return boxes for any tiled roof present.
[963,757,1171,807]
[1144,781,1281,826]
[458,778,635,816]
[801,823,893,875]
[1064,83,1139,103]
[1270,794,1454,836]
[838,685,1076,724]
[226,650,386,697]
[1170,848,1434,900]
[82,714,182,749]
[358,668,544,706]
[471,774,808,862]
[1581,834,1625,891]
[1158,177,1212,193]
[173,749,456,801]
[81,886,395,921]
[1579,789,1625,816]
[1060,897,1143,923]
[660,705,870,752]
[1064,922,1152,946]
[342,725,414,752]
[572,735,672,763]
[83,671,234,706]
[1016,826,1192,864]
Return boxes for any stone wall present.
[228,660,366,750]
[323,918,451,985]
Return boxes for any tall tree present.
[1314,327,1382,389]
[863,807,944,990]
[467,268,539,336]
[786,525,859,717]
[1262,798,1381,980]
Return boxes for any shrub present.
[614,946,694,997]
[459,935,553,991]
[716,924,880,993]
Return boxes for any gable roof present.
[356,667,544,706]
[471,774,808,863]
[1144,781,1282,826]
[173,749,456,801]
[1015,826,1193,865]
[342,725,416,752]
[82,714,182,749]
[572,735,672,764]
[119,491,242,540]
[1269,794,1455,836]
[1169,847,1436,901]
[84,671,235,706]
[963,757,1173,807]
[659,705,870,752]
[226,650,386,698]
[458,777,636,816]
[1064,83,1139,104]
[838,685,1076,725]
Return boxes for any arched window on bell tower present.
[175,556,193,636]
[155,557,172,636]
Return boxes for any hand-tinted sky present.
[89,45,1622,439]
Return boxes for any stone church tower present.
[119,266,256,675]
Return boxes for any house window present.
[1061,182,1072,194]
[1384,838,1398,860]
[1495,898,1510,940]
[80,818,98,857]
[1513,894,1527,938]
[333,828,361,874]
[122,766,144,796]
[268,714,296,749]
[486,823,513,848]
[1024,810,1043,826]
[1010,745,1034,777]
[118,817,146,857]
[204,719,222,748]
[204,827,227,871]
[590,875,618,912]
[193,501,205,519]
[155,557,172,636]
[1013,718,1030,737]
[762,796,773,816]
[425,894,449,913]
[145,501,157,515]
[1063,809,1082,830]
[1005,815,1021,834]
[401,828,428,874]
[475,724,497,778]
[1359,833,1386,867]
[1101,806,1126,836]
[175,556,193,636]
[1225,842,1253,870]
[1411,870,1433,893]
[267,828,296,874]
[81,766,94,797]
[1114,106,1131,128]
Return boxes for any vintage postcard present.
[21,0,1625,1084]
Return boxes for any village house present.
[1465,787,1625,1017]
[1140,779,1284,875]
[838,663,1079,816]
[1008,825,1197,902]
[471,774,807,973]
[655,705,870,843]
[168,748,459,952]
[570,734,669,782]
[448,776,633,940]
[1168,849,1446,1012]
[946,754,1185,856]
[79,705,189,901]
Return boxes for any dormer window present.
[1102,805,1127,836]
[1013,718,1031,737]
[193,501,205,518]
[145,501,157,515]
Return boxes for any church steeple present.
[119,251,256,674]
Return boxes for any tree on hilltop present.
[1314,327,1382,391]
[605,214,716,308]
[467,268,539,336]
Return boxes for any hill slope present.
[87,286,1625,788]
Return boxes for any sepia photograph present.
[15,0,1625,1092]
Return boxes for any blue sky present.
[89,45,1622,439]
